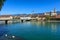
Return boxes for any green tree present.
[45,15,50,21]
[0,0,6,11]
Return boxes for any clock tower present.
[51,8,57,16]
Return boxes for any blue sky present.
[0,0,60,15]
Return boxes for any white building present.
[44,8,57,16]
[20,17,31,20]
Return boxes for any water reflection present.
[0,22,60,40]
[31,22,45,26]
[51,22,57,32]
[31,22,57,32]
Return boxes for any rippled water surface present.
[0,22,60,40]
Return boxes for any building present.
[50,14,60,20]
[0,15,13,24]
[44,8,57,16]
[19,14,32,21]
[36,15,46,21]
[0,15,13,20]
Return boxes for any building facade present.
[44,8,57,16]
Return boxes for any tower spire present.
[54,8,56,13]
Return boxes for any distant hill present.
[12,13,44,16]
[56,11,60,14]
[12,14,27,16]
[11,11,60,16]
[32,13,44,15]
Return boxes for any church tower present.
[53,8,57,15]
[54,8,56,13]
[51,8,57,16]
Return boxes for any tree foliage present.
[0,0,5,11]
[45,15,51,21]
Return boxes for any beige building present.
[0,15,13,20]
[44,8,57,16]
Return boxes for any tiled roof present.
[51,14,60,18]
[0,15,12,17]
[56,14,60,18]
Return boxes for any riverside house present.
[51,14,60,20]
[0,15,13,23]
[0,15,13,20]
[19,14,31,21]
[44,8,57,16]
[19,14,45,21]
[30,13,46,21]
[36,15,46,21]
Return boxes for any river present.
[0,22,60,40]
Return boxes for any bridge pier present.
[21,19,26,22]
[21,20,23,22]
[5,20,8,24]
